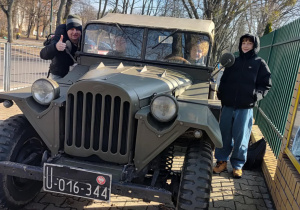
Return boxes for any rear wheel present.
[176,140,213,210]
[0,115,46,209]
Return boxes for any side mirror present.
[210,52,235,80]
[219,52,235,68]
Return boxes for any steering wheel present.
[165,56,191,64]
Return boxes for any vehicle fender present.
[134,102,222,171]
[176,101,222,147]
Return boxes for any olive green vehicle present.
[0,14,224,209]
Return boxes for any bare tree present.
[249,0,298,36]
[14,0,25,34]
[57,0,66,26]
[0,0,16,42]
[112,0,119,12]
[151,0,161,16]
[63,0,73,22]
[129,0,135,14]
[72,0,97,25]
[181,0,193,18]
[41,1,53,36]
[101,0,108,17]
[25,0,37,38]
[141,0,147,15]
[187,0,198,19]
[35,0,43,40]
[97,0,102,18]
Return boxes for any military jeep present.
[0,13,223,209]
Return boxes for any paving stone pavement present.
[0,105,275,210]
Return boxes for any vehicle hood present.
[79,63,192,100]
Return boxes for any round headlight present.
[31,79,60,105]
[150,95,178,122]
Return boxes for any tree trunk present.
[97,0,102,19]
[0,0,15,43]
[101,0,108,18]
[203,0,213,20]
[152,0,160,16]
[63,0,73,22]
[26,14,34,38]
[26,22,32,38]
[36,18,39,40]
[124,0,129,14]
[113,0,119,13]
[141,0,146,15]
[188,0,199,19]
[146,0,152,15]
[57,0,66,26]
[163,0,169,16]
[130,0,135,14]
[122,0,126,13]
[181,0,193,18]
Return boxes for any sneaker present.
[233,168,242,178]
[213,161,227,173]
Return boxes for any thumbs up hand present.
[56,35,66,51]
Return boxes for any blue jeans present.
[215,106,253,169]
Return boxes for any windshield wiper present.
[151,29,178,49]
[115,23,138,49]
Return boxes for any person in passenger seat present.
[189,42,205,65]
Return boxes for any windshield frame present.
[81,23,213,68]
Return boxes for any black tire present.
[176,140,213,210]
[0,115,46,209]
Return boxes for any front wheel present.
[0,115,46,209]
[176,140,213,210]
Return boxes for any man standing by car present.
[40,14,82,79]
[213,33,272,178]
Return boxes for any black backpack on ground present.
[243,138,266,170]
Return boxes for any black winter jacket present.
[217,34,272,109]
[40,24,79,77]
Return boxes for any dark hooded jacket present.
[40,24,79,77]
[217,33,272,109]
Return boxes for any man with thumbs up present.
[40,14,82,79]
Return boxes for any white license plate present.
[43,163,112,202]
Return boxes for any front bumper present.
[0,160,173,204]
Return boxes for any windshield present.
[145,30,210,66]
[83,24,210,67]
[83,24,144,59]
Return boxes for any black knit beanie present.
[66,14,82,32]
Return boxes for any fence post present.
[3,42,11,91]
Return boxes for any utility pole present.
[50,0,53,34]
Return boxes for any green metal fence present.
[254,18,300,157]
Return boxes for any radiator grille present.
[65,91,131,161]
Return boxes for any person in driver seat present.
[108,35,127,56]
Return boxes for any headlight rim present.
[31,78,60,105]
[150,94,178,122]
